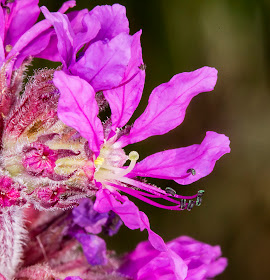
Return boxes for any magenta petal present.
[41,7,75,68]
[73,232,107,266]
[7,19,52,69]
[5,0,40,47]
[94,189,188,280]
[130,131,230,185]
[89,4,129,42]
[0,38,4,66]
[71,32,132,92]
[35,31,60,62]
[73,12,101,53]
[120,236,227,280]
[118,67,218,147]
[57,1,76,13]
[53,71,104,154]
[103,30,145,132]
[0,8,4,41]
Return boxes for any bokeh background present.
[37,1,270,279]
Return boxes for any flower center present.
[94,145,139,184]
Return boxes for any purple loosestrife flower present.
[0,1,230,278]
[41,4,140,92]
[119,236,228,280]
[53,65,230,279]
[53,66,230,212]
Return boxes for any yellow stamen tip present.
[128,151,139,161]
[94,157,104,166]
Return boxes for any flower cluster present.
[0,1,230,280]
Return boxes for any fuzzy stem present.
[0,206,26,279]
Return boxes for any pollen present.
[94,157,105,166]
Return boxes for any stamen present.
[94,157,104,166]
[139,63,147,71]
[165,187,176,196]
[128,151,139,161]
[196,190,204,206]
[180,199,186,210]
[187,168,196,176]
[5,45,12,53]
[105,151,139,178]
[187,200,195,211]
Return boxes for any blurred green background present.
[37,1,270,279]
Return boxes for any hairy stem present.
[0,206,26,279]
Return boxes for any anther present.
[42,155,47,160]
[187,200,195,211]
[5,45,12,53]
[128,151,139,161]
[180,199,187,210]
[187,168,196,176]
[94,157,104,166]
[196,190,205,206]
[165,187,176,196]
[139,64,146,71]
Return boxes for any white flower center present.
[94,145,139,184]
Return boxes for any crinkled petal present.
[130,131,230,185]
[104,30,145,132]
[41,7,75,69]
[168,236,228,280]
[6,1,76,69]
[205,257,228,278]
[118,67,218,147]
[120,236,227,280]
[5,0,40,47]
[37,5,79,62]
[7,19,51,68]
[53,71,104,154]
[73,232,107,266]
[12,29,52,68]
[72,198,108,234]
[57,0,76,14]
[94,189,187,280]
[71,32,132,92]
[35,31,60,62]
[89,4,129,42]
[73,12,101,54]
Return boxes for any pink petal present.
[89,4,129,42]
[0,38,4,66]
[71,32,132,92]
[5,0,40,47]
[0,7,5,41]
[103,30,145,132]
[73,12,101,53]
[57,1,76,14]
[53,71,104,154]
[41,7,75,69]
[37,8,93,62]
[118,67,218,147]
[130,131,230,185]
[94,189,188,280]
